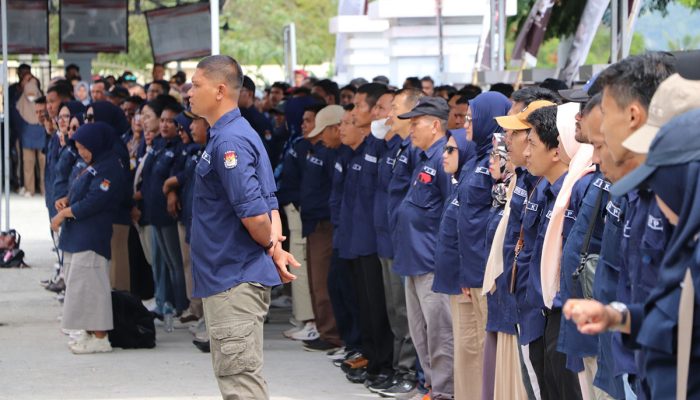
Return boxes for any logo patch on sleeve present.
[417,172,433,184]
[99,179,111,192]
[224,150,238,169]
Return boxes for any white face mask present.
[371,118,391,140]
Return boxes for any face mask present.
[371,118,390,140]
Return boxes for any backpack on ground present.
[0,230,26,268]
[109,290,156,349]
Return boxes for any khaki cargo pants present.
[204,282,271,400]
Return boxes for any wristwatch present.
[263,240,275,251]
[608,301,629,332]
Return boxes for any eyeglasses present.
[464,115,473,126]
[58,114,71,121]
[443,145,458,155]
[85,114,95,123]
[69,125,79,132]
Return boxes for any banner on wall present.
[60,0,128,53]
[146,3,212,64]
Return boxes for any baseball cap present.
[397,97,450,121]
[622,73,700,154]
[559,72,601,102]
[495,100,556,130]
[307,105,345,139]
[610,108,700,197]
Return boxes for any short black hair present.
[65,63,80,72]
[437,85,458,99]
[151,79,171,94]
[292,86,311,96]
[597,51,676,110]
[403,77,421,90]
[527,106,559,150]
[511,86,562,106]
[448,93,469,105]
[47,80,74,100]
[357,83,388,109]
[18,63,31,72]
[153,63,165,69]
[34,96,46,104]
[489,83,514,99]
[94,78,112,90]
[421,76,434,84]
[304,103,326,115]
[340,84,357,94]
[539,78,569,92]
[458,84,482,100]
[582,93,602,115]
[196,55,244,90]
[313,79,340,104]
[242,75,256,92]
[125,95,145,107]
[271,81,290,92]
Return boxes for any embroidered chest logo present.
[99,179,111,192]
[335,162,343,173]
[423,166,436,176]
[565,210,576,220]
[308,156,324,167]
[364,154,377,163]
[593,178,611,192]
[202,151,211,164]
[513,186,528,198]
[451,197,460,206]
[526,202,539,212]
[417,171,433,184]
[475,166,490,176]
[223,150,238,169]
[647,215,664,231]
[398,155,409,164]
[623,220,632,238]
[606,201,621,220]
[386,157,396,166]
[352,163,362,171]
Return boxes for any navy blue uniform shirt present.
[339,134,385,259]
[374,134,401,259]
[59,153,125,259]
[276,137,311,207]
[45,134,62,218]
[388,137,418,246]
[432,176,463,295]
[53,143,79,204]
[299,141,336,237]
[190,108,280,298]
[457,155,496,288]
[330,146,352,252]
[142,136,185,227]
[393,137,451,276]
[175,142,203,243]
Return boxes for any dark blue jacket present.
[432,177,462,295]
[339,134,385,259]
[190,108,280,298]
[457,155,496,288]
[299,141,336,236]
[558,173,610,364]
[276,138,311,207]
[393,137,451,276]
[45,134,62,218]
[58,153,125,259]
[142,136,185,227]
[175,142,203,243]
[484,205,506,331]
[330,146,352,252]
[374,134,401,259]
[388,137,418,246]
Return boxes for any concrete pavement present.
[0,194,377,400]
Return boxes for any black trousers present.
[350,254,394,375]
[528,308,583,400]
[328,250,362,353]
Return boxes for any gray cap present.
[611,108,700,197]
[397,96,450,121]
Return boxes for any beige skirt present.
[61,251,113,331]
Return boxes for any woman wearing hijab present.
[74,81,91,106]
[50,122,126,354]
[564,109,700,399]
[86,101,134,292]
[53,102,86,213]
[455,91,511,400]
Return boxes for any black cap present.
[398,96,450,121]
[611,108,700,196]
[372,75,390,85]
[242,75,256,92]
[269,100,286,115]
[105,85,129,100]
[559,72,601,103]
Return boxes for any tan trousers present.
[284,204,314,322]
[204,282,271,400]
[178,222,203,318]
[137,225,154,266]
[494,332,529,400]
[450,291,488,400]
[23,148,45,195]
[110,224,131,291]
[306,220,341,345]
[580,356,614,400]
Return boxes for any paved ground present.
[0,194,376,400]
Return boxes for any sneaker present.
[194,329,209,342]
[283,325,302,338]
[326,346,347,360]
[346,367,368,384]
[141,298,157,312]
[69,334,112,354]
[270,295,292,308]
[189,318,206,335]
[290,321,319,341]
[378,379,418,398]
[45,278,65,293]
[368,374,397,393]
[303,339,341,352]
[67,330,88,346]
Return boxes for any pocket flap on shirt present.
[210,320,254,340]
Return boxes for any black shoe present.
[368,373,397,392]
[45,278,65,293]
[346,367,368,384]
[378,379,418,398]
[192,339,210,353]
[303,339,341,352]
[340,352,366,372]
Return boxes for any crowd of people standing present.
[7,50,700,400]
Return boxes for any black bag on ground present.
[109,290,156,349]
[0,230,26,268]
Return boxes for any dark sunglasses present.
[84,114,95,122]
[443,145,458,155]
[69,125,80,132]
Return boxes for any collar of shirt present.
[546,172,567,199]
[386,134,402,148]
[210,108,243,137]
[626,188,640,203]
[401,136,412,149]
[420,136,446,161]
[352,136,369,155]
